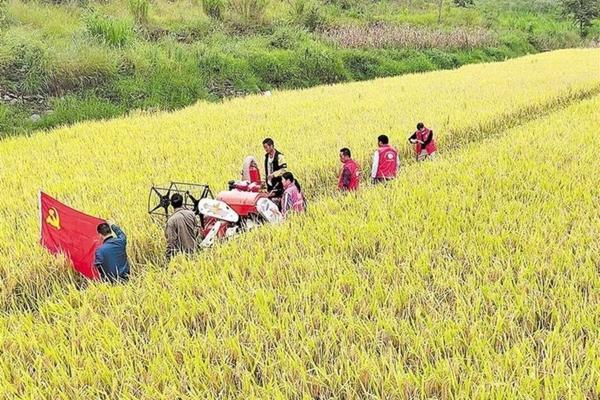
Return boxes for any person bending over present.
[95,222,130,282]
[409,122,437,161]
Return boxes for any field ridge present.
[442,84,600,155]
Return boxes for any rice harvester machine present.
[148,156,282,248]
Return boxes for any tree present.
[562,0,600,37]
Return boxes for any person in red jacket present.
[409,122,438,161]
[338,147,360,191]
[370,134,400,183]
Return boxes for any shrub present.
[303,4,327,31]
[85,13,134,47]
[287,0,326,31]
[324,0,355,11]
[50,43,118,94]
[197,49,261,97]
[269,26,309,50]
[202,0,225,20]
[121,43,209,109]
[497,31,533,55]
[247,49,298,87]
[1,34,52,95]
[128,0,149,25]
[341,50,382,80]
[387,50,437,74]
[424,48,460,69]
[227,0,270,26]
[287,0,308,23]
[295,43,350,86]
[36,93,125,129]
[0,5,10,29]
[0,103,31,137]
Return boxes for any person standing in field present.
[338,147,360,192]
[95,222,130,282]
[409,122,437,161]
[371,134,400,184]
[262,138,288,200]
[281,172,306,217]
[165,193,199,260]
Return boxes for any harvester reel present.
[147,186,172,223]
[148,182,213,223]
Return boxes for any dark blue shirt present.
[94,224,129,282]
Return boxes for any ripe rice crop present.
[0,49,598,398]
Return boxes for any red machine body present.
[196,156,271,244]
[216,190,268,217]
[230,181,261,192]
[201,217,228,238]
[151,157,273,248]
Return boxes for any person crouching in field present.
[165,193,199,260]
[338,147,360,192]
[371,134,400,184]
[281,172,306,217]
[95,222,130,283]
[409,122,437,161]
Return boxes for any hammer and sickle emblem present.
[46,208,61,230]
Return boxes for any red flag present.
[39,192,105,280]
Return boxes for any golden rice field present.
[0,49,599,398]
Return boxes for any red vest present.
[416,128,437,155]
[376,145,398,179]
[338,159,360,191]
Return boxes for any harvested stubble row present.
[1,90,598,398]
[0,49,599,311]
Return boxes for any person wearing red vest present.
[338,147,360,191]
[409,122,438,161]
[371,134,400,183]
